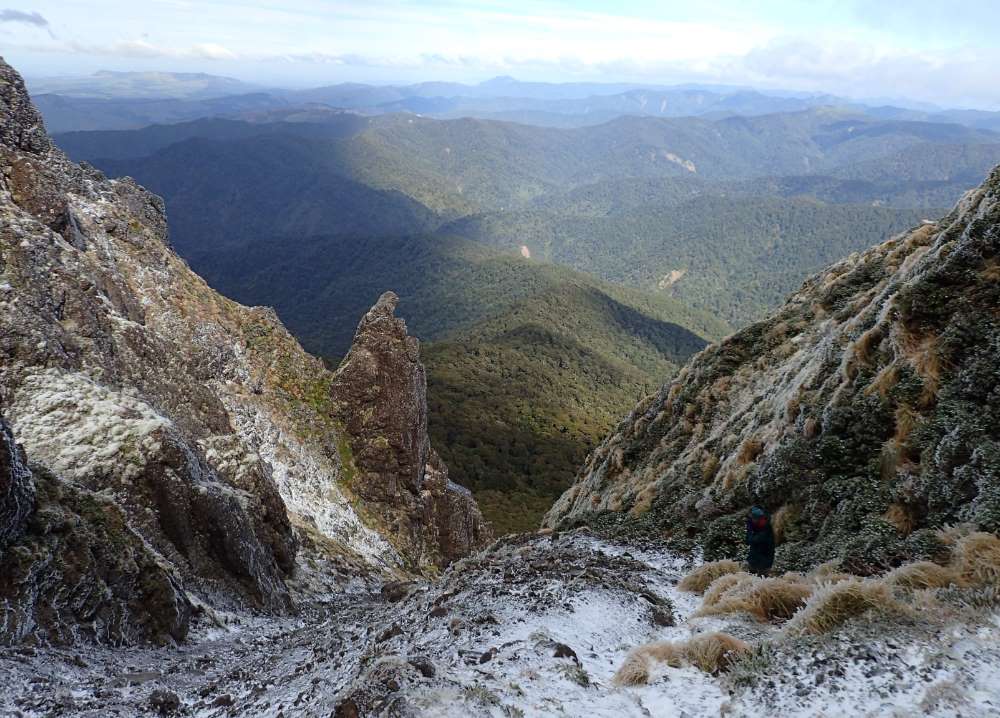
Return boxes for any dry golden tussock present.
[892,404,920,453]
[694,576,812,622]
[785,393,802,423]
[612,633,750,686]
[982,257,1000,283]
[883,561,960,590]
[684,632,751,673]
[701,572,756,608]
[896,330,946,407]
[808,560,844,579]
[948,532,1000,587]
[883,503,917,536]
[936,524,975,546]
[737,437,764,465]
[701,453,720,482]
[678,560,743,594]
[865,363,900,399]
[771,505,795,545]
[784,579,904,636]
[852,326,884,367]
[629,485,657,517]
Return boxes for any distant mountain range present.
[30,70,1000,133]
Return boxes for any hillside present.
[546,165,1000,576]
[445,196,932,327]
[52,110,997,330]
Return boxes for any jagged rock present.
[0,414,33,550]
[546,165,1000,574]
[0,60,50,154]
[423,448,491,564]
[0,56,302,637]
[330,291,491,569]
[0,462,192,645]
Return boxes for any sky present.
[2,0,1000,109]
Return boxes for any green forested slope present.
[443,196,933,326]
[192,231,723,531]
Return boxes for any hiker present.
[746,506,775,576]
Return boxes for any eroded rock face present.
[0,55,303,641]
[331,292,491,569]
[0,414,33,550]
[546,166,1000,574]
[0,56,490,643]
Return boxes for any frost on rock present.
[212,397,402,572]
[6,533,999,717]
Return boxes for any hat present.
[750,506,766,519]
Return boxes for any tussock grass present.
[737,437,764,465]
[613,632,750,686]
[694,576,812,622]
[679,560,743,594]
[771,505,795,545]
[882,502,917,535]
[865,363,900,399]
[684,632,751,673]
[883,561,961,590]
[702,572,756,608]
[936,523,975,546]
[949,532,1000,587]
[807,560,852,583]
[784,579,904,636]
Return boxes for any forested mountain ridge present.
[180,229,723,531]
[31,70,1000,133]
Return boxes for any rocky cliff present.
[546,165,1000,574]
[0,57,487,645]
[330,291,491,571]
[0,414,33,549]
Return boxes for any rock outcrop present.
[0,57,488,644]
[330,292,491,570]
[546,166,1000,574]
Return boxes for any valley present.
[46,98,1000,529]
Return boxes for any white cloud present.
[54,38,239,61]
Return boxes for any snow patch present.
[216,396,402,570]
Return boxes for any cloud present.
[0,8,48,27]
[733,38,1000,108]
[60,38,239,62]
[1,8,54,37]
